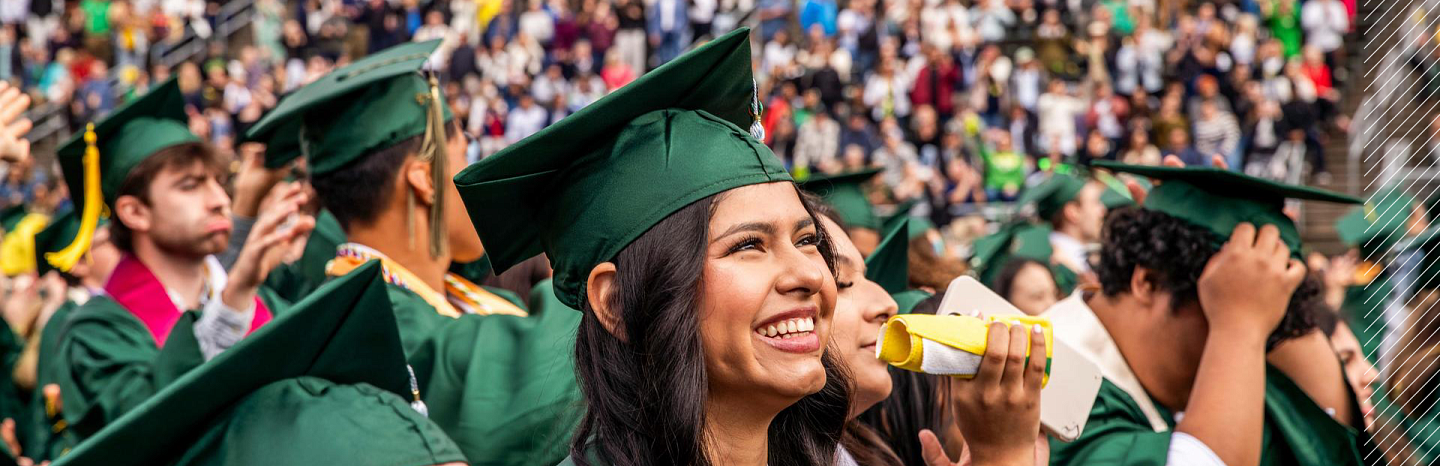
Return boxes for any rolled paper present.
[876,314,1053,386]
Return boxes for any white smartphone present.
[934,276,1104,442]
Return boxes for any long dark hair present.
[858,293,952,466]
[571,188,852,466]
[798,191,905,466]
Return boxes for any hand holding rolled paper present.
[876,313,1053,386]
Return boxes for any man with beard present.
[50,79,312,442]
[1047,162,1369,466]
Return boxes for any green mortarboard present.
[57,78,200,207]
[866,218,910,294]
[50,78,200,273]
[1093,161,1361,257]
[0,205,25,233]
[1093,170,1138,209]
[247,40,457,258]
[969,222,1054,287]
[1336,186,1417,258]
[246,40,453,176]
[32,209,106,277]
[1019,173,1088,220]
[170,378,464,466]
[798,168,883,230]
[455,28,788,309]
[50,261,459,466]
[891,289,933,315]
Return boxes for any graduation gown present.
[27,301,77,461]
[54,256,275,441]
[385,278,583,466]
[53,297,205,440]
[1049,367,1363,466]
[1045,292,1363,466]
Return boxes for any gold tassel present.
[418,74,449,259]
[46,123,103,272]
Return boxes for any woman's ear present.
[587,262,627,342]
[404,157,436,206]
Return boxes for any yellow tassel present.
[46,123,103,272]
[418,74,449,260]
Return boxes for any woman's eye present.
[796,233,821,247]
[837,280,855,290]
[728,237,763,254]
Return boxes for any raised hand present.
[0,82,32,164]
[222,183,315,311]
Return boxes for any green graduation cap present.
[865,218,934,314]
[247,40,455,258]
[32,209,106,277]
[1093,161,1361,257]
[1336,186,1418,258]
[0,205,25,233]
[455,28,789,309]
[1018,173,1088,220]
[866,218,910,294]
[51,261,464,466]
[970,222,1056,287]
[48,78,200,273]
[798,168,883,230]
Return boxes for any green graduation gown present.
[388,278,583,466]
[1341,274,1394,365]
[27,301,77,461]
[1051,367,1362,466]
[53,297,204,441]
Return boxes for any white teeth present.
[757,317,817,338]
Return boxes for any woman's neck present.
[703,394,781,466]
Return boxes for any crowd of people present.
[0,0,1436,465]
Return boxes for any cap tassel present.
[46,123,104,272]
[407,365,428,417]
[418,74,449,260]
[749,79,765,141]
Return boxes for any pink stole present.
[103,254,272,348]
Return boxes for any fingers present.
[0,86,28,124]
[919,429,955,466]
[1228,222,1256,250]
[1002,323,1028,389]
[1162,154,1185,167]
[1124,178,1146,204]
[5,117,31,139]
[1024,323,1047,391]
[1254,223,1281,254]
[1211,154,1229,170]
[977,321,1010,384]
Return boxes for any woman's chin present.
[756,360,829,399]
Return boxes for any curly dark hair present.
[1095,207,1331,350]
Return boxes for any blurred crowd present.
[0,0,1357,233]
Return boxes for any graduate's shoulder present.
[1049,379,1172,466]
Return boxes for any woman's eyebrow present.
[713,221,777,242]
[791,217,815,233]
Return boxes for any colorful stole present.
[104,254,272,348]
[327,243,526,318]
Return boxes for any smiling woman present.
[453,28,854,466]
